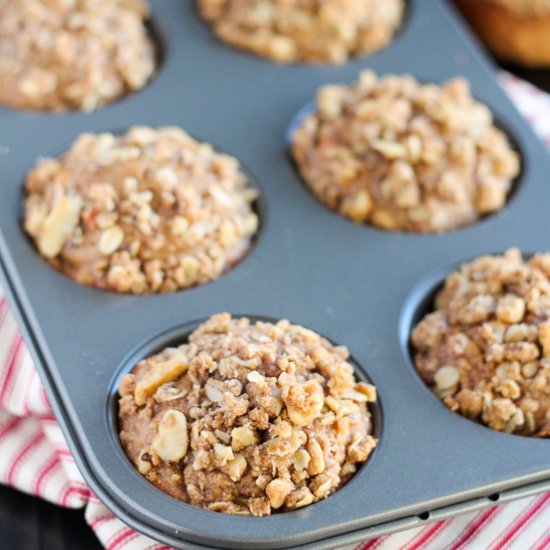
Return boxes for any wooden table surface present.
[0,485,101,549]
[1,42,550,550]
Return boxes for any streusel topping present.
[118,314,378,515]
[198,0,403,64]
[291,72,520,233]
[413,249,550,436]
[24,127,259,294]
[0,0,156,112]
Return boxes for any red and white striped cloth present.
[1,73,550,550]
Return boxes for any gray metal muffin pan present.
[1,0,550,548]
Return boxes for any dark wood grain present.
[0,484,102,550]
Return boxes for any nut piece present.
[356,382,377,402]
[231,426,259,451]
[134,356,188,406]
[214,443,235,461]
[152,410,189,462]
[293,448,311,472]
[307,438,325,475]
[283,380,324,427]
[37,196,83,258]
[265,478,293,509]
[224,454,247,482]
[136,450,152,475]
[98,225,124,255]
[434,366,460,391]
[496,294,526,324]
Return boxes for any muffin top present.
[23,126,259,294]
[488,0,550,16]
[0,0,155,112]
[412,249,550,436]
[198,0,404,64]
[118,314,377,516]
[291,71,520,233]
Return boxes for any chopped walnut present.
[24,127,259,294]
[198,0,403,64]
[0,0,155,112]
[292,72,520,233]
[413,249,550,436]
[119,314,377,515]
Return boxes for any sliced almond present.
[152,410,188,462]
[134,356,188,406]
[37,196,82,258]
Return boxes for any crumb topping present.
[291,71,520,233]
[0,0,156,111]
[198,0,403,64]
[24,127,259,294]
[118,314,378,515]
[412,249,550,436]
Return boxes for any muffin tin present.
[1,1,550,548]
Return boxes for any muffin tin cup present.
[2,1,550,548]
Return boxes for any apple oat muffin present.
[118,314,378,515]
[0,0,156,112]
[412,249,550,436]
[197,0,404,64]
[291,71,520,233]
[23,126,259,294]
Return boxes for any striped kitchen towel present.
[1,72,550,550]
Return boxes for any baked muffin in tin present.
[23,126,259,294]
[0,0,156,112]
[413,249,550,436]
[291,71,520,233]
[118,313,378,515]
[198,0,404,64]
